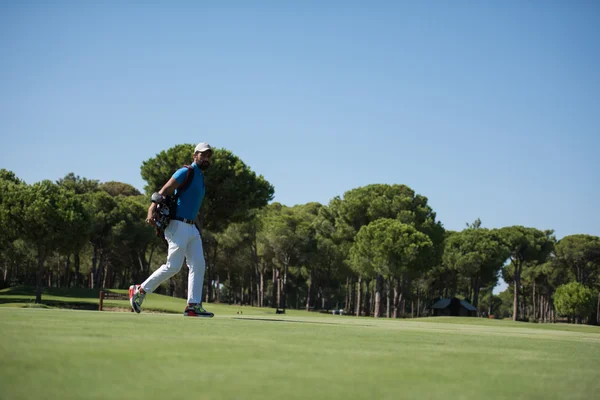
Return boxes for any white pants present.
[141,220,206,304]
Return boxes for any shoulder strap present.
[176,165,195,196]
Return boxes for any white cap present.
[194,142,213,153]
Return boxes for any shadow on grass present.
[232,317,374,327]
[0,297,100,311]
[0,286,102,299]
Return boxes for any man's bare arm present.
[158,177,180,197]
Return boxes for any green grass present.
[414,316,600,334]
[1,305,599,400]
[0,286,321,316]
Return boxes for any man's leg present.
[183,227,213,317]
[133,222,186,311]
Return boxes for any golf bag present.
[151,165,194,239]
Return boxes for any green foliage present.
[0,168,24,184]
[322,184,444,277]
[554,234,600,287]
[14,181,88,255]
[499,226,555,320]
[334,184,443,240]
[443,229,505,279]
[349,219,433,280]
[496,289,514,318]
[83,190,121,249]
[100,181,141,197]
[56,173,100,194]
[0,179,24,250]
[4,181,90,300]
[443,228,508,291]
[499,226,555,266]
[554,282,595,320]
[479,291,503,316]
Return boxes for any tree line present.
[1,145,599,324]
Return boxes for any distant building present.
[430,297,478,317]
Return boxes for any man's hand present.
[146,177,179,227]
[146,203,157,226]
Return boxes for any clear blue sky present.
[1,1,599,291]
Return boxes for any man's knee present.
[165,261,184,274]
[188,256,206,272]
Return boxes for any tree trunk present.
[255,268,260,307]
[348,278,355,314]
[468,280,473,304]
[306,273,312,312]
[363,279,369,316]
[393,280,399,318]
[271,268,277,308]
[472,274,481,309]
[147,244,155,277]
[540,295,544,322]
[374,274,383,318]
[35,248,44,304]
[531,279,537,321]
[226,270,232,305]
[259,269,264,307]
[251,239,259,306]
[249,272,253,306]
[66,255,73,287]
[513,265,520,321]
[2,261,8,285]
[344,277,350,314]
[417,288,421,318]
[369,280,375,317]
[276,269,281,309]
[400,274,406,318]
[102,257,110,289]
[90,246,98,289]
[355,276,362,317]
[206,266,213,302]
[74,252,81,287]
[95,250,105,290]
[401,298,405,318]
[517,290,523,320]
[282,261,288,310]
[411,300,414,318]
[451,271,458,298]
[111,269,118,290]
[385,279,391,318]
[596,292,600,326]
[134,247,147,286]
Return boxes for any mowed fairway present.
[1,308,599,400]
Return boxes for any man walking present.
[129,142,214,317]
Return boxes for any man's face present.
[195,150,213,170]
